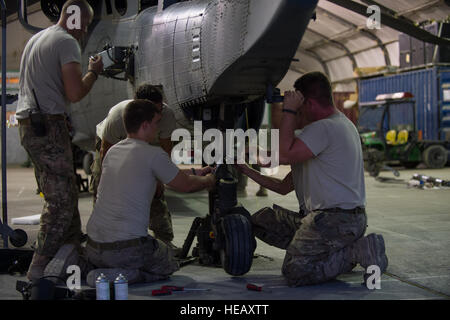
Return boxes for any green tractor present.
[358,92,449,177]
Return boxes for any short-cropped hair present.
[294,72,334,107]
[123,99,159,134]
[135,84,163,103]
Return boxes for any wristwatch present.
[88,69,99,80]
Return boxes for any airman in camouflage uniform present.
[251,205,370,286]
[85,236,180,284]
[85,100,215,285]
[91,145,174,243]
[90,84,178,247]
[19,118,82,256]
[237,72,388,286]
[15,0,103,281]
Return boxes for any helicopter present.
[18,0,318,276]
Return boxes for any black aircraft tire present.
[220,214,254,276]
[423,145,447,169]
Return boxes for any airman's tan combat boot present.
[44,244,80,281]
[159,239,182,257]
[352,233,388,273]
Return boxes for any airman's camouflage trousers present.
[89,148,101,203]
[251,204,367,286]
[85,235,180,281]
[19,119,82,257]
[149,196,174,242]
[90,147,175,242]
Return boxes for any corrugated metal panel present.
[358,67,450,141]
[438,70,450,141]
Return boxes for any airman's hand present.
[198,166,216,176]
[283,90,305,112]
[257,158,272,168]
[89,55,104,75]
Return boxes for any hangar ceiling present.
[283,0,450,92]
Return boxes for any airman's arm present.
[235,164,294,195]
[279,91,314,165]
[62,56,103,103]
[167,172,215,193]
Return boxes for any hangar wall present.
[0,4,51,164]
[0,102,28,165]
[0,4,52,71]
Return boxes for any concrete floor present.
[1,164,450,300]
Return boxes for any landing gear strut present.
[178,98,264,275]
[179,164,256,276]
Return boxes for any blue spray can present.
[114,273,128,300]
[95,273,110,300]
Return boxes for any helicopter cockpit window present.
[115,0,127,15]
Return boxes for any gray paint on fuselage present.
[69,0,318,151]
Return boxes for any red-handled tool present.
[161,286,184,291]
[246,283,263,291]
[246,283,274,292]
[152,289,172,296]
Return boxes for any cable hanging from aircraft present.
[97,44,136,83]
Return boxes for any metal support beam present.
[316,6,391,65]
[18,0,42,34]
[359,0,415,24]
[327,0,450,46]
[360,0,443,23]
[297,48,331,77]
[309,28,359,47]
[1,0,8,248]
[322,40,397,63]
[306,28,358,71]
[396,0,441,18]
[290,66,308,75]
